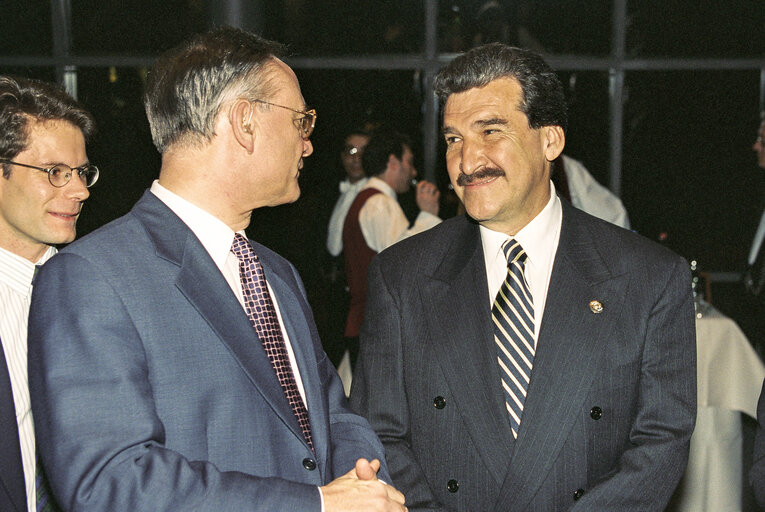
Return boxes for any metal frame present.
[2,0,763,190]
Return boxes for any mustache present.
[456,168,505,186]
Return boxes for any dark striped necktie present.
[492,239,535,439]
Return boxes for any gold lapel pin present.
[589,300,603,314]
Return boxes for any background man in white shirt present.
[27,27,405,512]
[0,75,97,512]
[342,130,441,368]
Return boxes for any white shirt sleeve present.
[563,155,631,229]
[358,193,441,253]
[327,193,351,256]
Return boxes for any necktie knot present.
[502,239,527,268]
[231,233,256,263]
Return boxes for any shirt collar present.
[480,181,562,271]
[339,177,369,194]
[150,180,239,272]
[0,245,57,294]
[365,176,397,199]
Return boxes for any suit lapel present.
[132,192,309,450]
[421,218,514,486]
[0,340,27,512]
[495,203,627,511]
[257,253,329,462]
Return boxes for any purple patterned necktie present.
[231,233,314,451]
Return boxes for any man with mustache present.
[27,28,405,512]
[342,130,440,369]
[351,44,696,511]
[0,75,96,512]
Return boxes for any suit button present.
[433,396,446,409]
[302,458,316,471]
[590,406,603,420]
[447,479,459,493]
[573,488,585,500]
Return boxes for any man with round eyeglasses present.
[0,75,96,512]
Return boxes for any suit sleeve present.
[350,257,447,511]
[571,255,697,509]
[28,253,321,512]
[751,378,765,508]
[283,261,392,483]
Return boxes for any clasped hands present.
[321,458,407,511]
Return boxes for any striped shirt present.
[0,245,56,512]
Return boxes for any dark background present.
[1,0,763,344]
[1,2,764,509]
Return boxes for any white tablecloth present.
[672,305,765,512]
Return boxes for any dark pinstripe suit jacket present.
[351,200,697,511]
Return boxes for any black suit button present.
[447,479,459,493]
[573,488,585,500]
[590,406,603,420]
[433,396,446,409]
[302,458,316,471]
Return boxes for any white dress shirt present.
[481,181,563,342]
[358,176,441,252]
[562,155,630,230]
[0,244,56,512]
[149,181,308,404]
[326,177,369,256]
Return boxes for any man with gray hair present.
[351,43,696,511]
[28,27,405,511]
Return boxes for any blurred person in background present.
[342,130,440,371]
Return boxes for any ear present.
[542,125,565,162]
[386,153,400,172]
[230,99,255,153]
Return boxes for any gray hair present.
[143,26,286,153]
[434,43,568,132]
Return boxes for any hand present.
[415,180,440,217]
[321,458,407,511]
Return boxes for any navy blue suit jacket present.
[0,341,26,512]
[28,191,389,511]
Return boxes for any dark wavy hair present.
[0,76,95,178]
[434,43,568,132]
[362,130,412,177]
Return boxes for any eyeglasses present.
[342,145,364,157]
[0,159,99,188]
[253,99,316,139]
